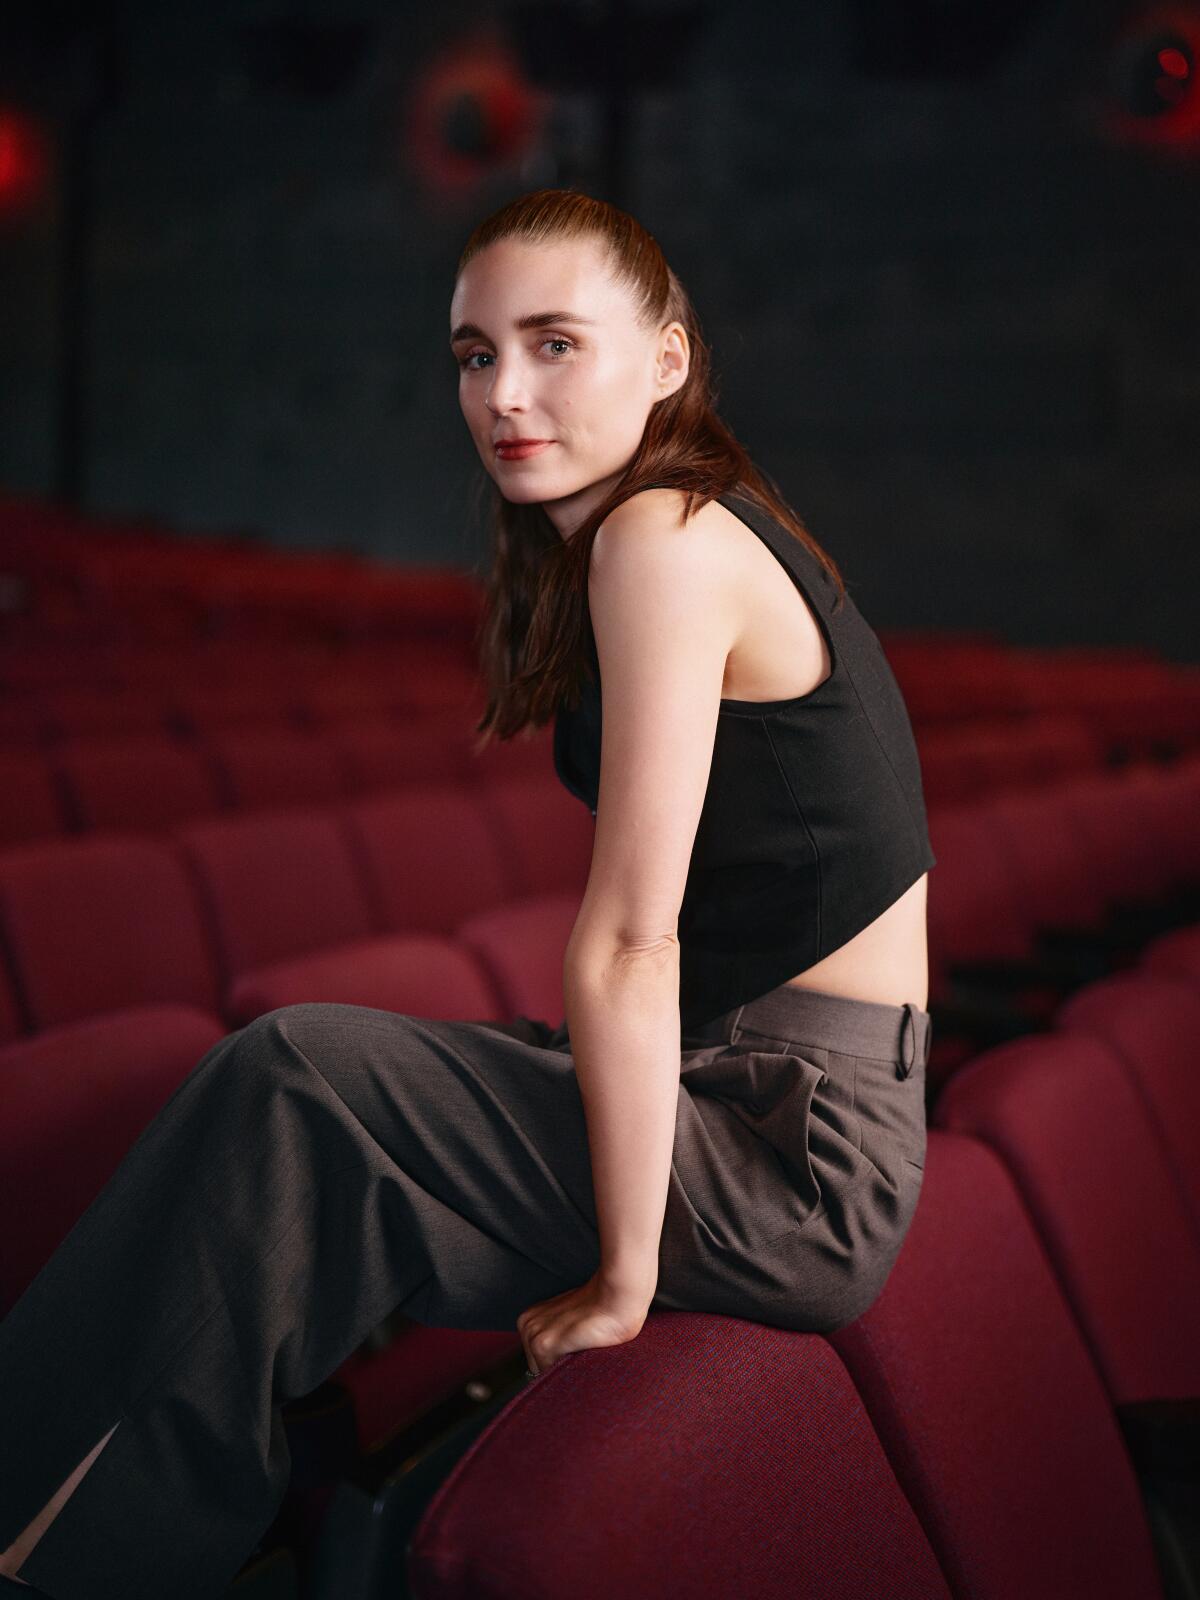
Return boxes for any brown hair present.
[458,187,846,751]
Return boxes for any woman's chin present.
[493,476,549,503]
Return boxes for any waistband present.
[687,982,931,1078]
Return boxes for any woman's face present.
[449,235,688,539]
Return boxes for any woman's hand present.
[516,1270,654,1377]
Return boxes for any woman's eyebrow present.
[450,311,598,345]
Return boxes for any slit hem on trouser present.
[0,1013,447,1600]
[13,1156,412,1600]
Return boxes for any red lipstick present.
[495,440,554,461]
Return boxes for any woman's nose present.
[485,359,531,411]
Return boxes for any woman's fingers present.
[515,1272,652,1378]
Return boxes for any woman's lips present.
[495,440,555,461]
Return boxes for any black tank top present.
[552,488,936,1032]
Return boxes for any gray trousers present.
[0,980,929,1599]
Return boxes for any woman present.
[0,188,935,1598]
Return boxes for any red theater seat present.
[41,685,171,740]
[0,964,25,1045]
[977,787,1111,934]
[476,773,594,899]
[1125,755,1200,889]
[406,1317,954,1600]
[456,891,582,1026]
[300,674,404,723]
[344,786,515,935]
[173,679,308,733]
[0,1004,227,1312]
[1021,711,1107,778]
[55,734,224,832]
[1141,922,1200,986]
[205,727,355,811]
[465,724,557,787]
[225,932,504,1028]
[926,802,1035,983]
[0,749,67,846]
[0,695,55,747]
[1057,767,1177,908]
[1055,968,1200,1234]
[0,835,220,1030]
[174,808,377,992]
[933,1033,1200,1405]
[326,713,475,791]
[830,1132,1165,1600]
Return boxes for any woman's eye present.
[459,337,574,371]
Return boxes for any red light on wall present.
[0,109,47,216]
[1103,6,1200,150]
[403,25,544,199]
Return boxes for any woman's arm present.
[563,488,742,1295]
[563,930,682,1299]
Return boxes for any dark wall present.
[1,0,1198,657]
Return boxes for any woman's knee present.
[215,1006,326,1092]
[230,1003,420,1091]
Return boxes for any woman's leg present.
[1,988,926,1594]
[0,1003,601,1600]
[0,1421,120,1581]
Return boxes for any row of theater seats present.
[923,751,1200,1081]
[2,624,1198,739]
[0,633,472,685]
[0,773,592,1050]
[0,494,487,640]
[0,656,487,750]
[0,709,551,849]
[0,744,1195,1069]
[2,614,1196,761]
[0,702,1143,850]
[879,634,1200,751]
[3,491,1195,709]
[3,499,1200,780]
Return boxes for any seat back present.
[933,1035,1200,1403]
[174,808,375,986]
[831,1130,1164,1600]
[0,834,220,1029]
[345,785,514,934]
[409,1315,954,1600]
[1057,968,1200,1237]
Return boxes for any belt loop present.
[898,1002,918,1079]
[729,1003,747,1046]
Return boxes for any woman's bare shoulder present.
[603,486,694,526]
[600,487,739,552]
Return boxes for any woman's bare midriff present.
[779,873,930,1012]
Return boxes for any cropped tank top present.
[552,488,937,1032]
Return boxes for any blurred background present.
[2,5,1200,1598]
[2,0,1199,645]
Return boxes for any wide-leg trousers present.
[0,980,930,1600]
